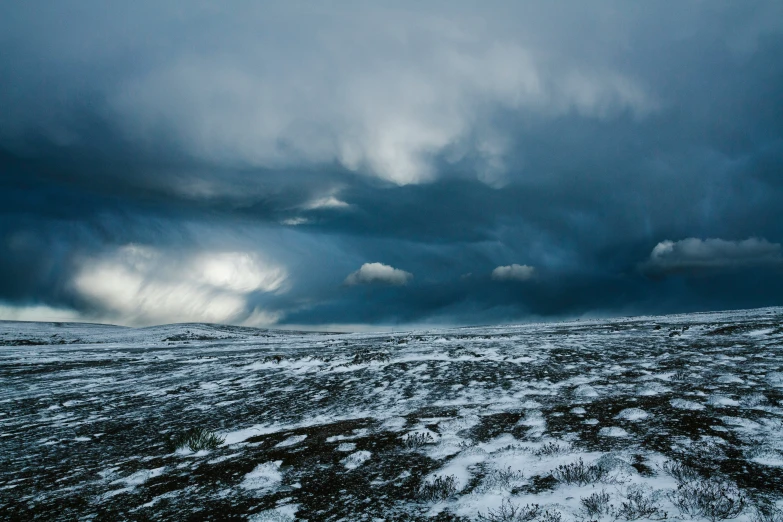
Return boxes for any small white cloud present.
[491,264,535,281]
[281,217,311,226]
[303,195,350,210]
[344,262,412,286]
[641,237,783,274]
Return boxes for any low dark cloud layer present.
[1,1,782,327]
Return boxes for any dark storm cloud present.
[1,1,782,326]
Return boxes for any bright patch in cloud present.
[344,263,413,286]
[491,264,536,281]
[192,252,285,293]
[73,245,286,326]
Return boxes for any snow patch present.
[614,408,649,421]
[241,461,283,493]
[599,426,629,437]
[707,395,740,407]
[341,450,371,470]
[670,398,705,410]
[275,435,307,448]
[248,504,299,521]
[573,384,599,398]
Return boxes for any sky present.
[1,1,782,329]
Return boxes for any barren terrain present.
[2,308,782,521]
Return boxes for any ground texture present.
[2,308,783,521]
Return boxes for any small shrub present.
[751,505,783,522]
[741,440,770,460]
[527,474,558,493]
[662,460,701,483]
[616,487,664,520]
[708,325,747,336]
[476,467,525,493]
[350,350,391,364]
[742,393,768,407]
[689,440,726,467]
[631,454,655,477]
[403,432,435,448]
[539,510,563,522]
[169,427,225,452]
[668,479,746,522]
[420,475,458,501]
[581,490,613,518]
[535,442,570,457]
[478,500,540,522]
[552,458,609,486]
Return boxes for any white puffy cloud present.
[73,245,286,326]
[642,237,783,274]
[491,264,536,281]
[344,262,413,286]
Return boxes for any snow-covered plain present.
[1,307,782,521]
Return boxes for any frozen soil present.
[1,307,783,521]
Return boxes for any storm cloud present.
[1,1,782,327]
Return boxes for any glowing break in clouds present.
[344,263,413,286]
[73,245,287,326]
